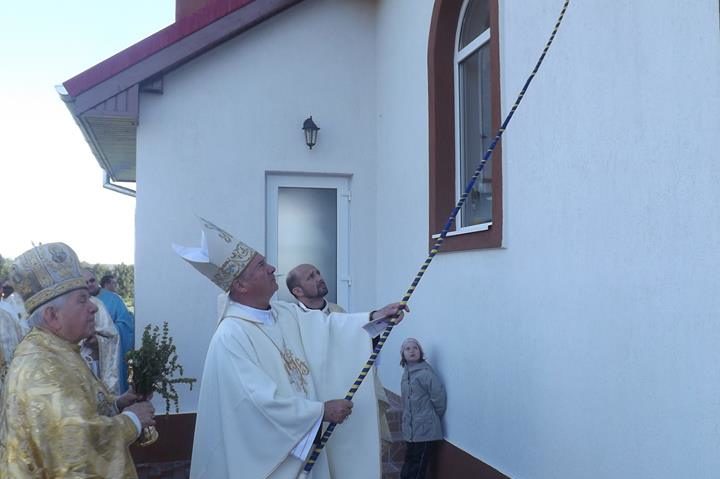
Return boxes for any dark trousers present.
[401,441,436,479]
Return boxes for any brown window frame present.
[428,0,502,252]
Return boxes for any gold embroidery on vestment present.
[280,346,310,394]
[252,321,311,394]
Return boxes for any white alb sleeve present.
[362,316,392,337]
[121,411,142,437]
[291,416,322,460]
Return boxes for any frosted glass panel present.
[277,187,337,303]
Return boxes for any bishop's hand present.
[323,399,353,424]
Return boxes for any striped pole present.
[301,0,570,474]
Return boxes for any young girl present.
[400,337,447,479]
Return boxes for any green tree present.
[113,263,135,308]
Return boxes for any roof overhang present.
[57,83,140,182]
[58,0,304,182]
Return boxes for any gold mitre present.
[10,243,87,315]
[172,217,257,291]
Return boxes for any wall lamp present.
[302,116,320,150]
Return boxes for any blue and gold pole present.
[301,0,571,474]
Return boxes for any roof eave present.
[57,85,138,183]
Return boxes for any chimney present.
[176,0,213,21]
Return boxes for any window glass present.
[459,0,490,49]
[458,11,492,226]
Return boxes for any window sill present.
[432,222,492,239]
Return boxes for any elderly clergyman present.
[0,243,155,478]
[174,218,408,479]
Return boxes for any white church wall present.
[130,0,720,475]
[372,0,434,392]
[134,0,378,413]
[375,0,720,478]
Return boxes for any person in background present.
[1,279,29,333]
[0,305,23,399]
[100,274,119,293]
[399,337,447,479]
[82,270,122,394]
[97,274,134,392]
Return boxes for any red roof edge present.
[63,0,256,97]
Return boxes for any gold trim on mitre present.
[10,243,87,315]
[173,217,257,291]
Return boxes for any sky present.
[0,1,175,264]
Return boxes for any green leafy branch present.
[126,322,196,414]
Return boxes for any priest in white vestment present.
[287,263,392,443]
[1,282,28,320]
[0,306,24,397]
[174,217,407,479]
[1,285,29,336]
[81,270,122,394]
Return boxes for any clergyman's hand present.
[116,389,143,410]
[323,399,353,424]
[125,401,156,429]
[371,302,409,324]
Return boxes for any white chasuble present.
[91,297,121,395]
[190,301,325,479]
[0,308,23,397]
[294,304,382,479]
[190,300,381,479]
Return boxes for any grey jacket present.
[401,361,447,442]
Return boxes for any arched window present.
[429,0,501,251]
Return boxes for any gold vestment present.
[0,328,138,478]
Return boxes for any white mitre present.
[172,217,258,292]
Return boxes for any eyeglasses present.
[87,279,97,284]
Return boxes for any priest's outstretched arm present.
[363,302,410,337]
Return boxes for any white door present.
[266,173,351,310]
